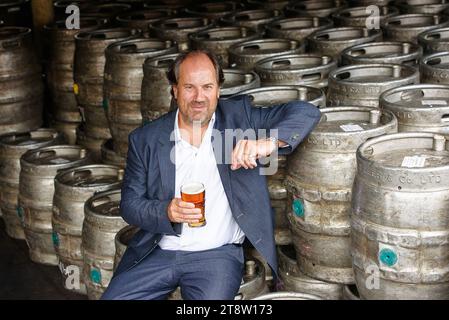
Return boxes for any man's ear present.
[173,85,178,99]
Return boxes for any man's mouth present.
[191,104,206,111]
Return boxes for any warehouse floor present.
[0,219,86,300]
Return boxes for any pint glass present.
[181,182,206,227]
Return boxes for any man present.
[102,49,321,300]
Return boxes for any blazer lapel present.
[157,111,183,234]
[157,111,176,200]
[213,109,235,210]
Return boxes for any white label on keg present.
[50,158,70,164]
[421,100,448,106]
[340,124,364,132]
[401,156,426,168]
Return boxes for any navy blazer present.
[115,94,321,278]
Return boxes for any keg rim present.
[332,5,399,20]
[43,17,107,32]
[188,26,259,43]
[54,163,124,187]
[221,69,261,96]
[328,63,419,84]
[232,85,325,107]
[380,83,449,111]
[307,26,382,43]
[115,224,139,248]
[85,188,123,219]
[383,13,449,30]
[341,41,422,61]
[221,8,283,23]
[228,38,305,56]
[149,16,213,31]
[21,144,90,167]
[357,131,449,170]
[419,26,449,45]
[254,53,337,73]
[0,128,62,149]
[396,0,449,11]
[420,50,449,67]
[0,26,31,42]
[105,38,177,57]
[265,16,333,31]
[251,291,323,300]
[143,52,181,69]
[183,1,243,18]
[312,106,398,136]
[115,9,171,24]
[74,27,141,41]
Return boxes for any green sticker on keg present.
[102,99,108,111]
[292,199,304,218]
[90,268,101,284]
[16,206,24,220]
[379,248,397,267]
[143,120,151,126]
[52,232,60,247]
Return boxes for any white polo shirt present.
[158,110,245,251]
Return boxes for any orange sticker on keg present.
[73,83,79,95]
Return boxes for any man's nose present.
[193,88,206,101]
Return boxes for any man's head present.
[167,50,224,127]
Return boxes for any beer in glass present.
[181,182,206,227]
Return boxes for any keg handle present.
[242,44,260,51]
[36,150,56,159]
[441,114,449,123]
[2,40,21,49]
[71,169,92,180]
[91,196,113,208]
[301,71,323,82]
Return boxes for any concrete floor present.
[0,219,86,300]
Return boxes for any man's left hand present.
[230,138,277,170]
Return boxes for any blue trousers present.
[101,244,244,300]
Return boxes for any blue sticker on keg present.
[379,248,398,267]
[102,99,108,111]
[292,199,304,218]
[52,232,60,247]
[16,206,24,220]
[91,268,101,284]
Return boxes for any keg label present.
[16,206,24,221]
[401,156,426,168]
[52,232,60,247]
[379,248,398,267]
[73,83,79,95]
[340,124,364,132]
[102,99,108,111]
[292,198,304,218]
[90,268,102,284]
[421,100,448,106]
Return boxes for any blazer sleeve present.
[119,131,178,236]
[245,96,322,155]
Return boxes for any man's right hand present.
[167,198,202,224]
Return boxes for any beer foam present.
[181,182,205,194]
